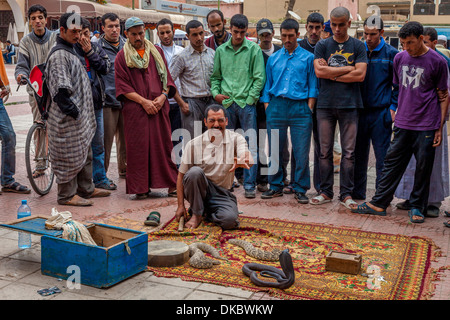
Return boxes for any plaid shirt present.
[169,44,215,98]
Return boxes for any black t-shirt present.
[298,38,316,54]
[314,36,367,109]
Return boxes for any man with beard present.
[175,104,253,229]
[205,10,231,50]
[169,20,215,143]
[115,17,178,200]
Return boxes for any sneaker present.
[257,183,269,192]
[261,189,283,199]
[245,189,256,198]
[295,192,309,204]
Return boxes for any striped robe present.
[45,42,96,184]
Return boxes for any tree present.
[285,0,297,19]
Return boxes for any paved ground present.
[1,63,450,301]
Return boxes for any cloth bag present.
[45,208,97,246]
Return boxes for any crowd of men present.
[0,4,449,230]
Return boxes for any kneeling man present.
[175,104,253,229]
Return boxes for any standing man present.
[156,18,184,148]
[437,35,450,58]
[260,18,318,202]
[297,12,325,195]
[255,18,282,193]
[351,22,449,223]
[311,7,367,209]
[352,17,399,201]
[99,12,127,179]
[210,14,266,198]
[321,20,333,40]
[169,20,215,144]
[46,13,110,206]
[205,10,232,50]
[74,18,116,191]
[91,30,100,43]
[115,17,178,200]
[175,104,252,229]
[0,54,30,194]
[394,26,450,217]
[15,5,57,178]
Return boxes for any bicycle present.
[18,76,54,195]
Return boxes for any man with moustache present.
[98,13,127,179]
[46,12,110,206]
[205,10,231,50]
[260,18,318,202]
[175,104,253,229]
[115,17,178,200]
[169,20,215,143]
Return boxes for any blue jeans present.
[3,52,15,64]
[92,109,109,185]
[225,103,258,191]
[266,97,312,193]
[353,107,392,199]
[0,99,16,186]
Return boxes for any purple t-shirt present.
[393,48,448,131]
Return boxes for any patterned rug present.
[106,215,444,300]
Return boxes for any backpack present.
[28,44,75,120]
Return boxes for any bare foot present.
[365,202,385,212]
[310,193,331,204]
[185,214,203,229]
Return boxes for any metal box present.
[1,215,148,288]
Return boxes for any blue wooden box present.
[1,215,148,288]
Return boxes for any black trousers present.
[370,127,436,212]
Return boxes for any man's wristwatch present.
[162,92,169,99]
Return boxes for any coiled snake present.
[188,242,228,269]
[242,249,295,289]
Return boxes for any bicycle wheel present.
[25,122,54,195]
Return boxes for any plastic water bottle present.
[17,200,31,249]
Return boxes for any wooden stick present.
[178,216,184,232]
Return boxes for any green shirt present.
[210,38,266,108]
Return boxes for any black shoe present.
[261,189,283,199]
[396,200,412,210]
[257,183,269,192]
[245,189,256,198]
[295,192,309,204]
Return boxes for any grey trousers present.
[103,107,127,175]
[181,96,214,141]
[57,148,95,203]
[183,166,239,230]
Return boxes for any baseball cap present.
[93,30,100,35]
[324,20,333,35]
[256,18,274,36]
[438,35,447,41]
[125,17,144,30]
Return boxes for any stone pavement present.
[1,63,450,301]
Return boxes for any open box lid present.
[0,215,92,238]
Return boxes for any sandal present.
[2,182,31,194]
[130,192,149,200]
[168,190,177,197]
[351,202,386,216]
[32,169,45,179]
[283,185,294,194]
[340,197,357,210]
[408,209,425,224]
[95,180,117,190]
[444,221,450,228]
[309,194,331,205]
[144,211,160,226]
[444,211,450,218]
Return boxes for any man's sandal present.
[309,194,331,205]
[340,197,357,210]
[350,202,387,216]
[144,211,160,226]
[408,209,425,224]
[1,182,31,194]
